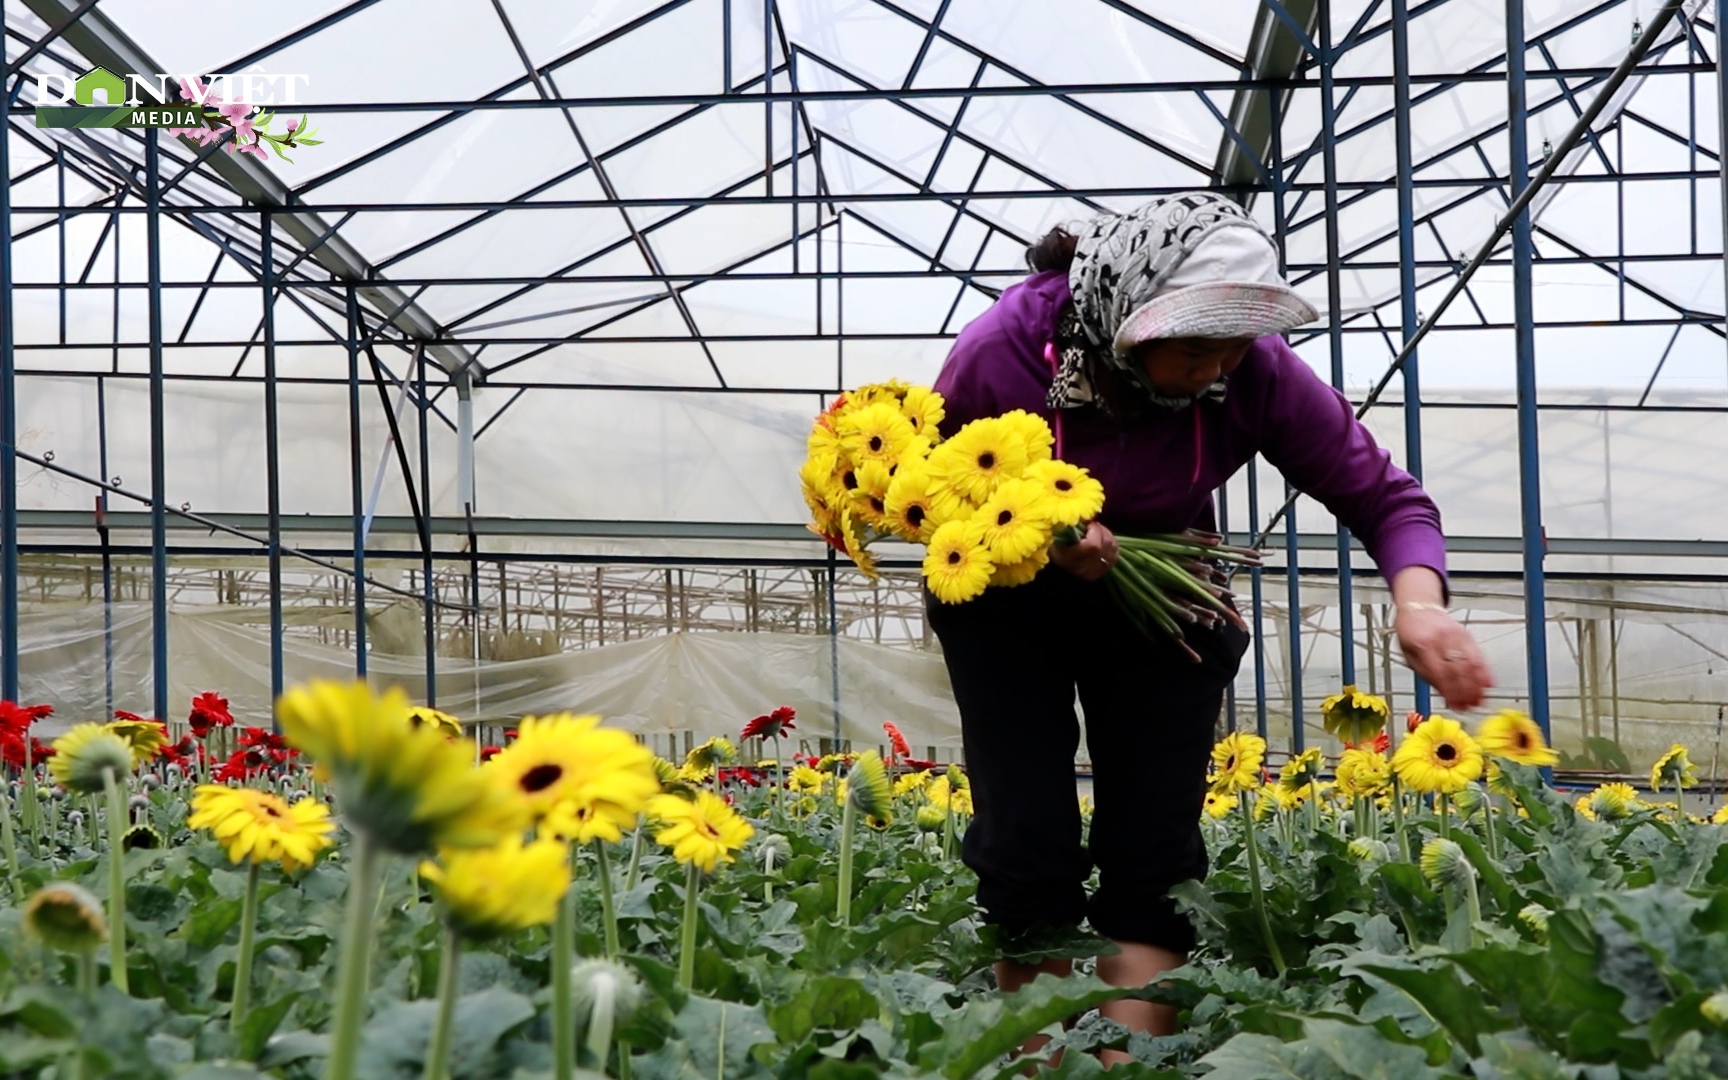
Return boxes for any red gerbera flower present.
[158,734,199,768]
[1345,731,1392,754]
[187,691,234,738]
[237,726,289,754]
[741,705,797,742]
[214,748,274,782]
[883,721,911,764]
[0,700,53,738]
[902,757,939,771]
[717,766,764,788]
[479,745,503,762]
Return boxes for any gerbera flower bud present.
[915,804,946,832]
[104,718,169,767]
[122,823,166,851]
[846,751,893,822]
[1700,990,1728,1027]
[1347,837,1391,863]
[570,958,644,1061]
[23,882,107,952]
[757,834,792,871]
[48,724,134,794]
[1576,782,1638,821]
[1517,903,1551,939]
[406,706,463,739]
[682,736,737,779]
[1419,838,1474,891]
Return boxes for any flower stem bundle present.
[1097,530,1259,657]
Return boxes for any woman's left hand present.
[1395,606,1494,712]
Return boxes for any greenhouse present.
[4,0,1728,1076]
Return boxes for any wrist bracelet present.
[1398,601,1448,615]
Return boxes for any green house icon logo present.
[74,65,127,106]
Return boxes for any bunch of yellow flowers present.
[800,381,1104,604]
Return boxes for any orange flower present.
[1406,711,1425,734]
[883,721,911,764]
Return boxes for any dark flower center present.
[1436,742,1457,762]
[978,452,995,470]
[1225,755,1237,771]
[842,470,858,490]
[520,763,564,792]
[1515,731,1531,749]
[946,551,960,565]
[906,506,925,527]
[1055,479,1072,491]
[869,435,883,452]
[997,510,1013,526]
[262,802,281,818]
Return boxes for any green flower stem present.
[552,879,576,1080]
[678,861,701,991]
[22,738,39,850]
[1239,796,1287,976]
[771,735,784,825]
[941,803,956,865]
[230,861,262,1036]
[1462,868,1483,950]
[623,824,646,893]
[102,768,129,994]
[0,791,23,903]
[1390,777,1411,862]
[836,796,857,927]
[88,794,101,848]
[423,926,461,1080]
[594,840,621,960]
[762,846,776,905]
[325,830,383,1080]
[1481,792,1502,862]
[1438,794,1451,840]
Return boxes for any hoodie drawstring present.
[1042,341,1065,461]
[1190,404,1204,490]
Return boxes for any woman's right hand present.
[1050,520,1118,582]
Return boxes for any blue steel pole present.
[1391,0,1433,718]
[1717,0,1728,398]
[1319,0,1355,689]
[97,378,114,712]
[146,129,169,723]
[1218,475,1236,730]
[1286,490,1303,753]
[263,213,284,702]
[0,74,16,703]
[347,289,368,677]
[1507,0,1551,739]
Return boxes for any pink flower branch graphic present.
[166,76,322,162]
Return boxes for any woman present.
[927,192,1493,1059]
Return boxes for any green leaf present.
[1195,1032,1350,1080]
[184,896,243,949]
[918,973,1140,1079]
[1301,1016,1446,1079]
[236,990,300,1061]
[354,986,534,1077]
[256,1030,328,1069]
[669,996,777,1077]
[1474,1032,1575,1080]
[1358,962,1505,1056]
[766,974,879,1042]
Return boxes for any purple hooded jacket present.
[933,271,1447,586]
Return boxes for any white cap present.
[1111,225,1319,352]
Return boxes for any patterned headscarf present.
[1049,192,1272,415]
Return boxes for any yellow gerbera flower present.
[998,410,1054,465]
[683,737,737,779]
[807,416,841,459]
[1020,460,1105,527]
[419,835,570,941]
[839,402,915,466]
[1475,710,1557,767]
[1576,782,1638,821]
[1208,731,1266,793]
[884,459,946,543]
[835,503,879,579]
[894,771,931,798]
[276,680,525,854]
[188,784,335,871]
[928,417,1029,505]
[484,713,660,838]
[974,478,1055,564]
[923,518,994,604]
[1203,790,1238,819]
[1255,784,1300,819]
[22,882,107,953]
[991,546,1050,588]
[846,750,893,825]
[1391,716,1483,795]
[406,706,464,739]
[923,774,973,816]
[1279,748,1325,793]
[1335,747,1392,798]
[1318,686,1389,746]
[647,790,754,873]
[104,719,169,768]
[49,724,135,794]
[900,386,945,439]
[786,764,828,793]
[851,459,894,528]
[1651,744,1698,793]
[1711,803,1728,826]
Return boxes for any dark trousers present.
[927,568,1249,953]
